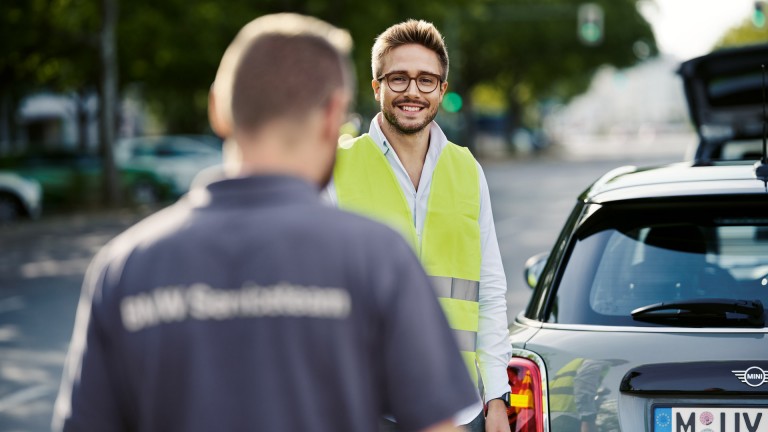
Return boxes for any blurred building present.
[544,55,693,146]
[0,91,147,156]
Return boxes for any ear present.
[208,87,232,139]
[321,89,350,144]
[438,81,448,103]
[372,78,381,102]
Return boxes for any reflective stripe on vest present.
[334,134,482,384]
[430,276,480,301]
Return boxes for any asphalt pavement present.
[0,208,154,431]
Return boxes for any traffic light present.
[578,3,604,46]
[442,92,463,113]
[754,1,766,28]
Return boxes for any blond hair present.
[371,19,449,81]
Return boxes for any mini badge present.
[732,366,768,387]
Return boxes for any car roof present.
[581,162,768,204]
[678,43,768,161]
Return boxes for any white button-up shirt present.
[326,114,512,425]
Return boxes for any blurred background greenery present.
[1,0,657,140]
[2,0,768,211]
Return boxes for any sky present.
[640,0,758,60]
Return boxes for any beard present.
[381,97,438,135]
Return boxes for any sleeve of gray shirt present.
[53,246,127,432]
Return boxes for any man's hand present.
[484,399,511,432]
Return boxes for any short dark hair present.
[371,19,449,81]
[213,13,353,133]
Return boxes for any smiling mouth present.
[398,105,425,113]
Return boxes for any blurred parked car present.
[502,46,768,432]
[679,43,768,162]
[0,152,175,211]
[115,135,222,197]
[0,172,42,223]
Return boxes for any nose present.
[403,78,421,97]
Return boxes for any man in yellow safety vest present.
[327,19,512,432]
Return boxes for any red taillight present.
[506,357,544,432]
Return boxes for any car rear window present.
[550,199,768,327]
[706,71,763,107]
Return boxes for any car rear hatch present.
[678,43,768,162]
[521,328,768,432]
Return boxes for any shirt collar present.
[367,113,449,156]
[187,173,320,209]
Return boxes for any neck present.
[378,114,430,168]
[223,122,324,187]
[378,114,430,189]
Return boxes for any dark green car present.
[0,152,175,212]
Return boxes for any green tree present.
[4,0,656,144]
[1,0,101,152]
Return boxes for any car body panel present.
[581,163,768,203]
[115,135,222,196]
[0,152,175,210]
[512,323,768,432]
[0,172,42,221]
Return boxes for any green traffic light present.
[754,10,766,28]
[580,22,602,44]
[577,3,603,46]
[755,1,766,28]
[442,92,463,113]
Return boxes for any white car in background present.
[116,135,223,197]
[0,172,42,223]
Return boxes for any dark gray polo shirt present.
[54,175,477,432]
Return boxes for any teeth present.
[401,106,421,112]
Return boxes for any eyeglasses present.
[378,72,442,93]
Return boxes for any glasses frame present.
[377,72,444,94]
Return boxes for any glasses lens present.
[416,74,438,92]
[387,73,410,92]
[385,73,440,93]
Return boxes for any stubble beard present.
[382,100,438,136]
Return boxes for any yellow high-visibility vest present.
[334,134,482,384]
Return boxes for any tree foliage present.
[3,0,656,134]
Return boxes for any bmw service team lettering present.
[121,283,351,331]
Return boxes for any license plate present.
[653,406,768,432]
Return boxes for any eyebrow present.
[384,69,442,76]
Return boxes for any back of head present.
[371,19,449,81]
[212,13,353,135]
